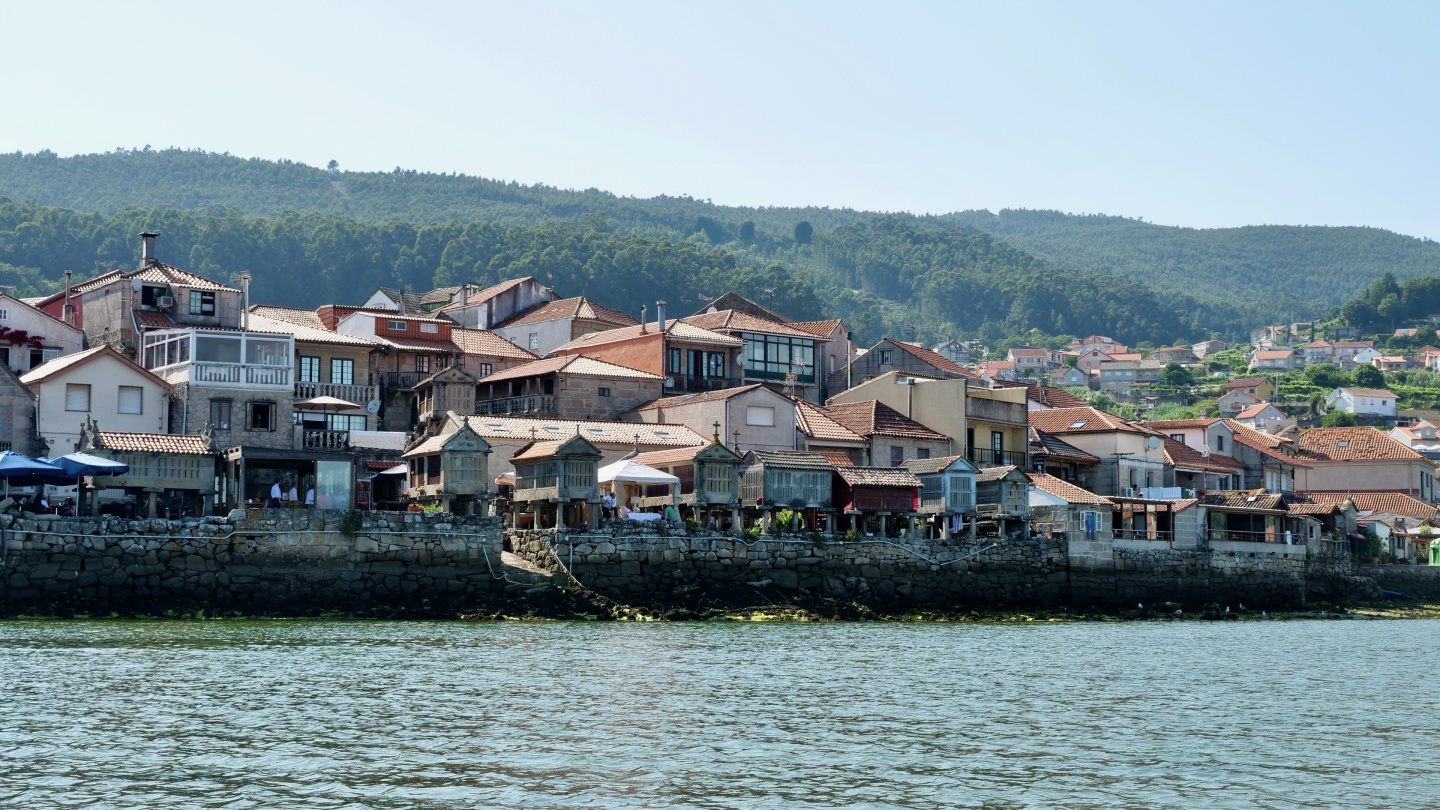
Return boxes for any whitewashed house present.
[1325,387,1397,418]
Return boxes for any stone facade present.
[176,385,298,450]
[0,509,503,610]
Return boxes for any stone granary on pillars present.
[901,454,978,539]
[77,419,218,518]
[630,438,743,528]
[736,450,835,532]
[400,422,492,515]
[975,464,1031,537]
[832,466,922,539]
[508,434,601,530]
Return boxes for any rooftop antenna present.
[231,272,252,330]
[762,288,775,312]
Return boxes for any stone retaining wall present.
[1360,564,1440,600]
[509,522,1322,607]
[1,509,504,610]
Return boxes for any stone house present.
[826,338,969,399]
[0,361,40,455]
[1191,339,1227,358]
[793,398,869,462]
[490,296,637,356]
[0,291,85,376]
[681,309,833,404]
[1220,419,1309,493]
[22,346,170,455]
[429,277,558,329]
[1150,346,1198,364]
[553,316,745,394]
[1049,366,1090,388]
[474,355,664,422]
[434,413,706,478]
[630,384,796,455]
[248,306,382,438]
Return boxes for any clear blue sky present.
[4,1,1437,237]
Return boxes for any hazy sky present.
[4,1,1437,236]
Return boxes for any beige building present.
[1029,406,1168,497]
[475,355,665,422]
[249,306,383,440]
[629,384,796,454]
[22,346,170,454]
[1296,427,1437,503]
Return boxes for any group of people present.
[268,479,316,509]
[600,490,679,522]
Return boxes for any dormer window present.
[1337,440,1350,448]
[388,320,406,331]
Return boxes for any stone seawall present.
[1360,564,1440,601]
[1,509,504,611]
[509,522,1323,607]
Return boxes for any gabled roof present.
[370,287,428,313]
[1297,427,1427,462]
[248,306,381,347]
[886,340,973,376]
[1145,418,1219,430]
[433,278,538,313]
[631,383,770,412]
[1008,347,1050,358]
[457,415,705,447]
[1198,491,1287,512]
[789,319,844,338]
[1235,402,1281,419]
[511,434,601,462]
[743,450,834,470]
[976,464,1025,483]
[1252,349,1296,360]
[1028,427,1099,462]
[1298,492,1438,518]
[632,442,741,467]
[493,296,637,329]
[1029,406,1144,435]
[900,454,974,475]
[1334,387,1396,399]
[450,327,540,360]
[1334,341,1375,349]
[1162,437,1245,473]
[1225,377,1270,389]
[19,346,169,388]
[553,320,742,352]
[1221,420,1311,467]
[835,466,922,488]
[1024,385,1089,409]
[475,355,663,384]
[133,310,177,329]
[1301,340,1334,349]
[691,292,791,323]
[419,286,463,306]
[793,399,867,444]
[821,400,948,441]
[95,431,212,455]
[794,449,858,467]
[680,310,822,339]
[1027,472,1113,505]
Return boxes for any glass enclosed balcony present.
[142,328,294,390]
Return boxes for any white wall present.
[491,317,574,356]
[30,359,168,454]
[0,295,86,375]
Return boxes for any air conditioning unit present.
[1122,487,1136,498]
[156,295,175,309]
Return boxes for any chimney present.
[63,270,74,326]
[397,293,407,316]
[640,304,647,334]
[656,300,667,332]
[139,232,159,267]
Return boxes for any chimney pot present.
[139,232,159,266]
[640,304,647,334]
[657,300,667,332]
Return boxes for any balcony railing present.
[301,430,350,450]
[380,371,428,390]
[295,381,378,405]
[1206,529,1286,544]
[967,448,1028,468]
[1114,529,1174,542]
[162,361,291,390]
[665,374,740,393]
[476,395,557,416]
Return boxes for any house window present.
[477,362,492,378]
[991,431,1003,454]
[415,355,431,374]
[1171,434,1185,443]
[299,356,321,383]
[437,355,451,369]
[248,401,276,431]
[420,323,439,334]
[741,333,817,382]
[64,383,91,412]
[210,400,231,430]
[667,348,682,374]
[879,350,893,365]
[388,320,406,331]
[890,446,905,467]
[527,333,539,351]
[330,358,355,385]
[117,386,143,415]
[0,347,8,367]
[746,406,775,426]
[0,309,6,320]
[326,414,366,432]
[1215,435,1226,452]
[29,349,43,369]
[916,448,930,459]
[188,291,215,316]
[598,387,611,397]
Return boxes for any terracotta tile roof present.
[449,327,539,359]
[691,292,791,323]
[20,346,169,389]
[365,460,402,471]
[1198,491,1287,511]
[1253,349,1295,360]
[1225,377,1270,390]
[745,450,834,470]
[476,355,663,385]
[793,399,867,443]
[461,416,705,447]
[631,446,708,467]
[1008,348,1050,358]
[402,434,450,458]
[1221,420,1310,466]
[632,384,768,412]
[95,431,212,455]
[1235,402,1280,419]
[554,320,742,352]
[900,454,969,475]
[835,466,922,488]
[1301,340,1333,349]
[511,440,567,461]
[1029,406,1144,435]
[433,278,537,314]
[1027,472,1113,505]
[133,310,177,329]
[419,286,462,306]
[33,263,239,309]
[248,307,381,347]
[789,319,844,338]
[1286,501,1345,516]
[1335,387,1396,399]
[822,400,948,441]
[976,465,1023,483]
[493,297,638,329]
[796,450,857,467]
[680,310,821,339]
[1145,418,1219,430]
[1028,427,1099,462]
[881,340,974,376]
[1024,385,1089,409]
[1161,437,1245,473]
[1297,427,1427,462]
[1334,341,1375,349]
[1298,492,1438,518]
[1105,353,1143,362]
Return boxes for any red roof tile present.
[1027,472,1113,505]
[1297,427,1427,462]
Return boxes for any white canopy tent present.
[598,459,680,486]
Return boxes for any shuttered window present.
[65,384,91,412]
[117,386,143,415]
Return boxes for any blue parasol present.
[0,451,70,488]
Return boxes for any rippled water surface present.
[0,619,1436,809]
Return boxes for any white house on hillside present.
[20,346,170,454]
[1325,387,1397,418]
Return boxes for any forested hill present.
[943,209,1440,309]
[3,149,1436,321]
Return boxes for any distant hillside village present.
[2,232,1437,566]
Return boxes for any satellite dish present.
[130,279,142,292]
[1147,436,1161,450]
[366,400,381,414]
